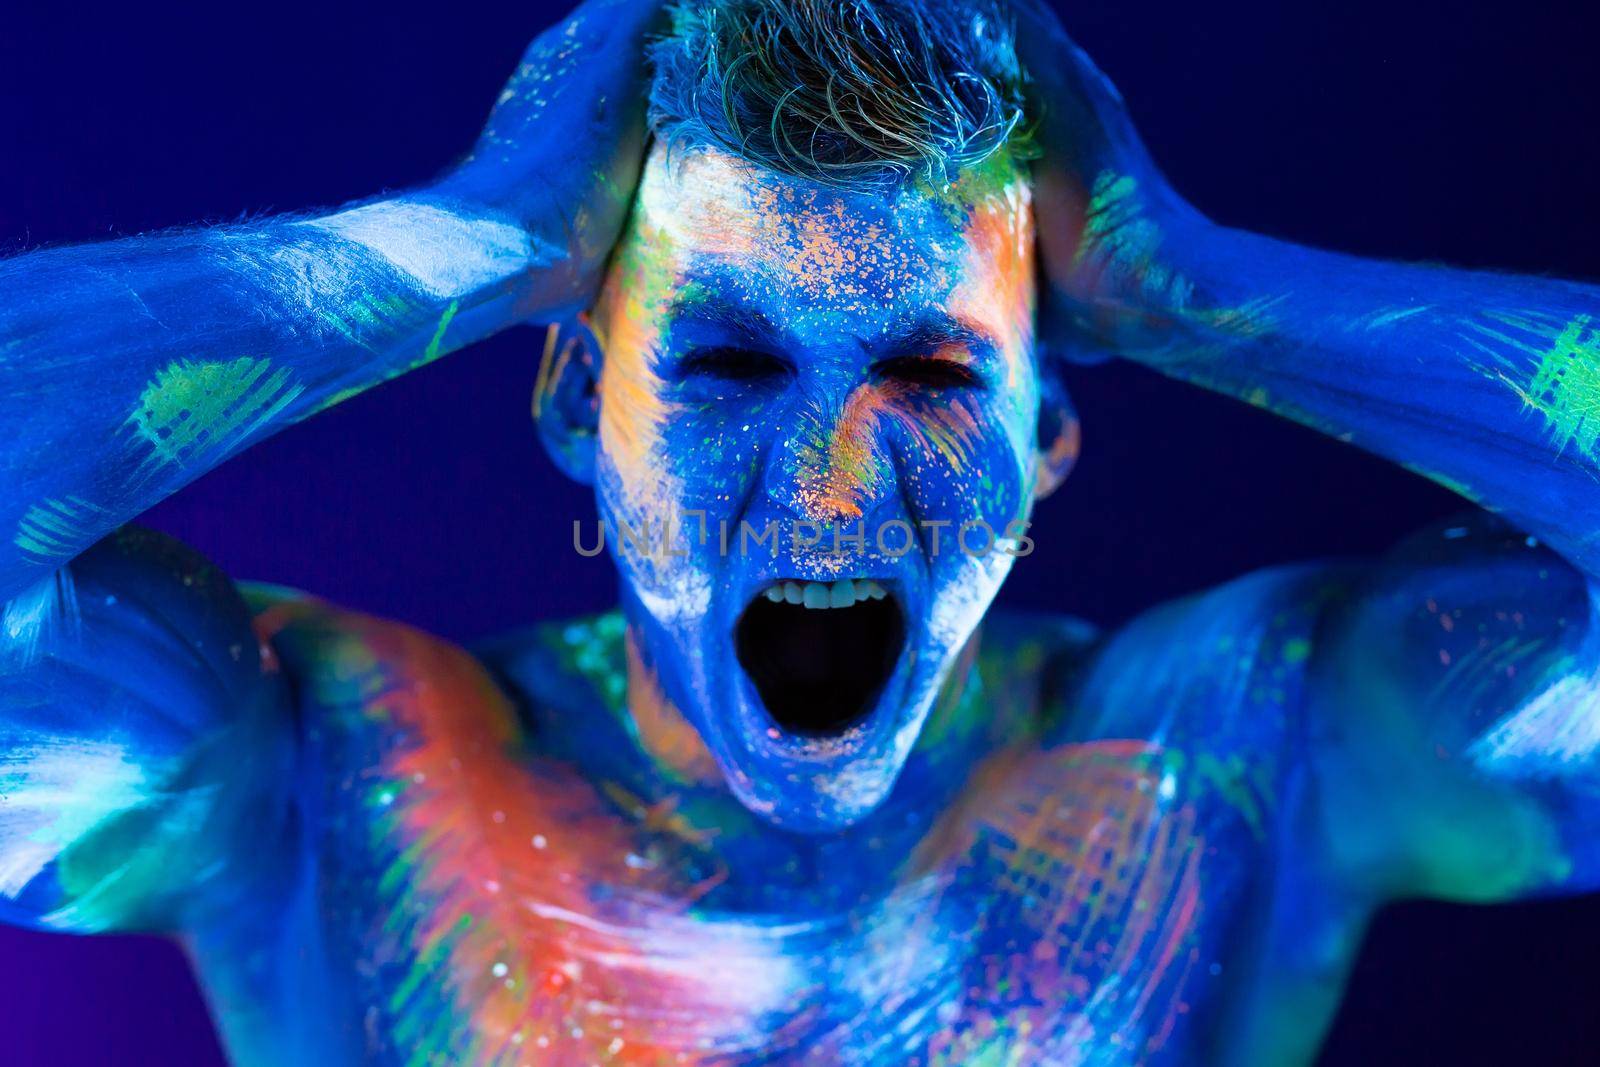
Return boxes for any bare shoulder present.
[243,584,524,747]
[967,608,1102,734]
[1308,513,1600,899]
[1036,562,1357,780]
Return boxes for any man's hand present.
[1009,1,1600,585]
[1009,0,1189,356]
[439,0,664,315]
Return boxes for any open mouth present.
[736,579,906,738]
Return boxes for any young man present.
[1,0,1597,1062]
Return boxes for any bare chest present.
[262,612,1269,1066]
[311,729,1251,1066]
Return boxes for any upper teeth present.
[762,579,888,609]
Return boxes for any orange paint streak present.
[950,180,1036,398]
[649,150,948,305]
[592,223,676,513]
[294,609,752,1063]
[798,383,986,521]
[623,629,721,786]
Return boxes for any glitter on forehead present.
[637,146,967,314]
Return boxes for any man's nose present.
[764,383,896,525]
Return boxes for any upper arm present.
[0,526,295,933]
[1311,513,1600,902]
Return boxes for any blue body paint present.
[1,1,1599,1063]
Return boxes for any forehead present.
[630,145,1032,331]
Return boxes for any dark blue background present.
[3,1,1598,1062]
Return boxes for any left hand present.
[1009,1,1184,354]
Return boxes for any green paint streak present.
[314,384,366,415]
[128,357,302,471]
[1483,308,1565,333]
[422,300,461,363]
[1518,315,1600,461]
[1078,172,1294,360]
[316,291,418,353]
[1076,172,1194,310]
[1196,752,1268,841]
[13,496,105,563]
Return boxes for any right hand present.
[439,0,664,313]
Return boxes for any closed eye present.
[873,356,982,390]
[679,347,793,382]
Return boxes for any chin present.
[619,518,1020,831]
[689,570,987,833]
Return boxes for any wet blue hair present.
[649,0,1030,190]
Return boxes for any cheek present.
[593,358,770,597]
[659,397,770,521]
[885,385,1034,543]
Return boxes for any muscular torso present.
[187,567,1352,1067]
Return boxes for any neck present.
[539,604,1025,903]
[620,610,1012,823]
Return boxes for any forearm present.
[1067,188,1600,572]
[0,190,557,601]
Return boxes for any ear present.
[1033,361,1080,501]
[532,317,602,485]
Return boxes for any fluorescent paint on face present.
[950,168,1040,453]
[590,201,680,520]
[792,381,988,522]
[586,144,1043,829]
[635,149,955,306]
[307,201,540,300]
[127,357,302,473]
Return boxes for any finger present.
[486,0,664,150]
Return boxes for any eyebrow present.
[667,293,1002,364]
[667,292,786,349]
[886,311,1001,364]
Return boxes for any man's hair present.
[649,0,1030,190]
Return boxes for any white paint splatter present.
[307,201,543,300]
[0,736,150,898]
[1470,671,1600,774]
[1470,587,1600,776]
[633,566,713,629]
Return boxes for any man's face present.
[586,144,1041,831]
